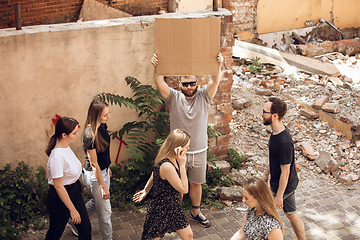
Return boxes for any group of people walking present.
[45,52,306,240]
[45,99,113,240]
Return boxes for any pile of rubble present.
[211,53,360,202]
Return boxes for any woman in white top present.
[45,116,91,240]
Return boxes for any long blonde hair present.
[84,98,109,153]
[154,129,191,166]
[243,177,284,232]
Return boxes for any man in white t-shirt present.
[151,53,223,227]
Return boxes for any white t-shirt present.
[47,147,82,186]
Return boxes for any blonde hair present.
[243,177,284,232]
[84,98,109,153]
[154,129,191,166]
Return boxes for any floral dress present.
[243,208,282,240]
[141,159,189,240]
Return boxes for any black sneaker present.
[190,212,211,228]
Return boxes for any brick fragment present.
[315,151,339,173]
[356,140,360,149]
[300,142,317,160]
[355,97,360,106]
[299,108,319,119]
[217,187,243,201]
[312,96,328,110]
[322,103,339,113]
[232,97,251,110]
[255,88,273,96]
[338,174,352,185]
[207,161,231,175]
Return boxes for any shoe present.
[67,220,78,237]
[190,212,211,228]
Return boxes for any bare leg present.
[189,181,202,215]
[176,225,193,240]
[286,212,306,240]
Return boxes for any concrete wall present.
[0,9,233,169]
[225,0,360,40]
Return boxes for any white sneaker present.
[67,220,78,237]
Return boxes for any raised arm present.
[151,53,170,99]
[206,53,223,99]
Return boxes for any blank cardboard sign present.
[155,17,221,76]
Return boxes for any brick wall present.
[165,15,234,160]
[222,0,257,35]
[97,0,168,16]
[0,0,168,29]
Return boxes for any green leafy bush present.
[0,162,49,239]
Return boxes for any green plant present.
[97,76,169,209]
[201,184,224,209]
[245,57,262,74]
[228,148,247,170]
[0,162,49,239]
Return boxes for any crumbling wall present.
[97,0,168,16]
[224,0,360,42]
[0,0,168,29]
[0,9,233,169]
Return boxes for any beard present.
[263,117,272,125]
[181,86,198,97]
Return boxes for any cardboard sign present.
[155,17,221,76]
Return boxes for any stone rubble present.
[214,52,360,201]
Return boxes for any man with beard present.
[261,97,306,240]
[150,53,223,228]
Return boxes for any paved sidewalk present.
[24,178,360,240]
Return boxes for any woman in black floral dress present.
[231,177,283,240]
[133,129,193,240]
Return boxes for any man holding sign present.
[151,52,223,228]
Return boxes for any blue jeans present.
[83,168,112,240]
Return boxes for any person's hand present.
[101,185,110,199]
[217,53,223,65]
[70,209,81,224]
[275,195,283,209]
[176,147,187,168]
[151,53,158,67]
[133,189,148,202]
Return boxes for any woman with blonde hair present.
[133,129,193,240]
[82,98,112,240]
[231,177,283,240]
[45,116,91,240]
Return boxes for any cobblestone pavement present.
[22,177,360,240]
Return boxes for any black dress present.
[141,158,189,240]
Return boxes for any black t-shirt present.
[268,127,298,194]
[83,123,111,171]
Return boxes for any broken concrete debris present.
[220,42,360,203]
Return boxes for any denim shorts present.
[272,190,297,214]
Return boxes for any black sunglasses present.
[181,81,197,87]
[262,109,272,114]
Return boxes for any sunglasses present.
[262,109,272,114]
[181,81,197,87]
